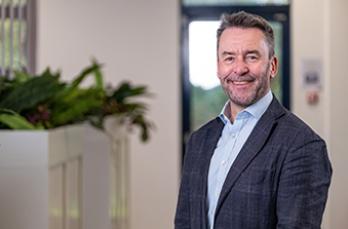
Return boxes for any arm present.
[276,132,332,229]
[174,134,195,229]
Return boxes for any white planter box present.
[0,130,49,229]
[0,124,128,229]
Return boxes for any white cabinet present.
[0,124,129,229]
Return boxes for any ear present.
[269,56,278,79]
[217,56,223,80]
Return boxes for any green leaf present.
[51,94,103,126]
[0,74,64,112]
[0,114,36,129]
[112,82,149,103]
[13,71,31,83]
[91,59,104,90]
[0,108,17,115]
[70,61,103,89]
[53,61,104,105]
[0,77,12,95]
[130,114,153,142]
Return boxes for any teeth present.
[233,81,249,85]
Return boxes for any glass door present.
[181,5,290,153]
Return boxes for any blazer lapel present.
[214,97,286,217]
[198,118,224,229]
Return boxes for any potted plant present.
[0,61,153,229]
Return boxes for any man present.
[175,11,332,229]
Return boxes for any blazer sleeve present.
[276,130,332,229]
[174,133,195,229]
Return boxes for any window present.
[0,0,35,76]
[183,0,289,6]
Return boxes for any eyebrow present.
[221,50,261,56]
[221,51,234,56]
[245,50,261,56]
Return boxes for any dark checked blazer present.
[175,97,332,229]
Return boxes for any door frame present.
[181,4,291,160]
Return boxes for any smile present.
[232,81,250,85]
[226,79,254,86]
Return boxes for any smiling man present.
[175,11,332,229]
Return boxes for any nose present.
[232,58,249,76]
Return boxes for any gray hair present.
[217,11,275,58]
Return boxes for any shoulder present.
[266,102,331,173]
[189,117,223,142]
[279,110,323,142]
[276,112,332,178]
[184,117,224,157]
[270,109,327,161]
[266,97,324,144]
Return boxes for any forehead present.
[218,27,268,53]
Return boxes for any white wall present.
[37,1,180,229]
[292,0,348,228]
[327,0,348,228]
[291,0,326,136]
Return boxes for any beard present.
[220,63,271,108]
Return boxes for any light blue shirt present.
[207,91,273,229]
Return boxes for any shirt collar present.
[219,102,231,125]
[219,90,273,124]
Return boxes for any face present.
[217,27,278,112]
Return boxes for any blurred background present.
[0,0,347,228]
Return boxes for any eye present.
[245,54,259,62]
[224,56,234,63]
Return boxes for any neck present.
[229,104,244,122]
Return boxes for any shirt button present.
[221,160,226,166]
[231,134,236,138]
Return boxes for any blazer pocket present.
[234,168,275,195]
